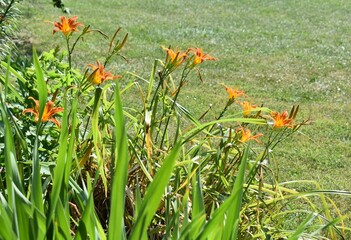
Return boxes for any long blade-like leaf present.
[197,144,250,239]
[108,81,130,240]
[91,87,108,193]
[223,144,250,240]
[0,201,17,239]
[47,89,70,231]
[192,170,205,217]
[30,49,48,239]
[129,142,181,240]
[288,213,316,240]
[33,48,47,122]
[0,64,25,237]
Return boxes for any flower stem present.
[65,37,72,70]
[159,67,191,150]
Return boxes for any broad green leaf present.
[30,50,46,235]
[191,170,205,217]
[0,202,17,239]
[47,89,70,230]
[54,200,71,239]
[15,197,32,240]
[108,82,130,240]
[179,214,206,240]
[33,48,47,123]
[91,87,108,193]
[223,144,250,240]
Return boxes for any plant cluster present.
[0,0,21,59]
[0,15,349,239]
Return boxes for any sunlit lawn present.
[19,0,351,211]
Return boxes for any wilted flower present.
[23,97,64,128]
[145,110,153,159]
[87,61,122,85]
[268,110,294,128]
[187,48,216,66]
[162,46,187,67]
[51,16,83,36]
[236,126,263,143]
[239,101,257,116]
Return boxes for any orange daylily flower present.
[224,84,245,100]
[269,111,294,128]
[23,97,64,128]
[87,61,122,85]
[162,46,187,67]
[240,101,257,116]
[52,16,83,36]
[187,48,216,65]
[236,126,263,143]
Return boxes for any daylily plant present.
[51,16,83,36]
[236,126,263,143]
[23,97,64,128]
[187,47,216,66]
[87,61,122,85]
[224,84,245,101]
[162,46,188,68]
[240,101,257,117]
[269,110,294,128]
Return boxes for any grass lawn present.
[18,0,350,212]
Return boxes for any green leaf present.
[15,195,32,240]
[146,60,158,107]
[0,200,17,239]
[54,200,71,239]
[191,170,205,217]
[0,57,23,101]
[47,89,70,230]
[223,143,250,240]
[0,71,26,238]
[33,48,47,123]
[182,117,266,144]
[197,144,250,239]
[288,213,316,240]
[31,50,46,235]
[129,142,181,240]
[108,82,130,240]
[179,214,206,240]
[75,174,104,240]
[0,59,26,102]
[92,87,108,193]
[0,61,27,85]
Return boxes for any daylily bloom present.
[236,126,263,143]
[51,16,83,36]
[87,61,122,85]
[269,110,294,128]
[187,48,216,66]
[162,46,187,67]
[239,101,257,116]
[23,97,64,128]
[224,84,245,100]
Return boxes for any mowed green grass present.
[19,0,350,208]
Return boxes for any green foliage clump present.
[0,0,21,60]
[0,15,349,239]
